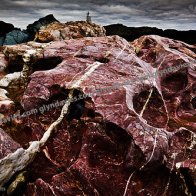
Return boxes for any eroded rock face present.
[35,21,106,42]
[0,34,195,195]
[132,35,196,132]
[0,128,20,159]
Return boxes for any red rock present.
[0,128,20,159]
[0,34,195,195]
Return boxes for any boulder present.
[3,29,30,45]
[0,34,195,195]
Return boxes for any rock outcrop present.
[0,33,195,195]
[35,21,106,42]
[0,16,106,46]
[0,15,58,46]
[27,14,58,34]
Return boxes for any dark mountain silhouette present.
[0,14,58,45]
[0,21,14,37]
[0,17,195,46]
[104,24,196,44]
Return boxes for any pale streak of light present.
[140,130,158,170]
[123,129,158,196]
[123,171,136,196]
[163,153,176,196]
[114,44,128,62]
[140,88,153,117]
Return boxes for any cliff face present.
[105,24,196,45]
[0,21,195,195]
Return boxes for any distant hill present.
[104,24,196,44]
[1,17,196,46]
[0,14,58,45]
[0,21,14,36]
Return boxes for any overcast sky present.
[0,0,196,30]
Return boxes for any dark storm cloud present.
[0,0,195,30]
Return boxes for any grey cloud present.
[0,0,195,30]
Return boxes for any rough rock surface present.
[0,34,195,195]
[0,128,20,159]
[35,21,106,42]
[2,30,30,46]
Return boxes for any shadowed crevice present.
[32,56,63,72]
